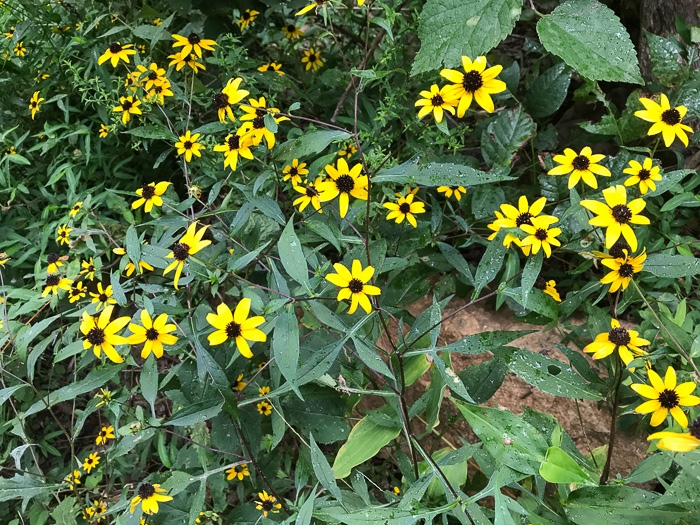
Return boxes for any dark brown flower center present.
[225,321,242,338]
[60,231,67,237]
[148,71,158,81]
[572,155,590,171]
[46,275,60,286]
[618,263,634,278]
[87,327,106,345]
[462,70,483,92]
[184,140,193,150]
[87,265,95,273]
[99,430,107,437]
[399,202,411,214]
[227,135,240,149]
[212,92,229,109]
[534,229,548,241]
[109,43,122,53]
[308,53,318,62]
[261,500,274,511]
[348,279,364,293]
[99,294,108,302]
[71,288,82,296]
[252,116,265,129]
[637,169,651,181]
[658,389,680,409]
[287,24,295,32]
[288,167,298,176]
[608,327,630,346]
[611,204,632,224]
[515,212,533,227]
[172,243,190,261]
[306,186,318,197]
[145,328,159,341]
[431,94,444,107]
[609,240,631,259]
[141,184,156,199]
[243,12,251,19]
[335,174,355,193]
[30,101,37,108]
[138,483,155,499]
[122,100,133,111]
[73,204,81,211]
[661,108,681,125]
[255,108,267,117]
[689,418,700,439]
[187,33,201,45]
[47,253,59,264]
[534,277,547,290]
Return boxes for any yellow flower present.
[116,245,154,277]
[68,281,87,303]
[237,9,260,29]
[132,181,171,213]
[338,143,356,157]
[128,310,179,359]
[145,80,174,105]
[175,130,205,162]
[258,386,270,397]
[95,388,112,407]
[29,91,44,120]
[125,71,142,92]
[167,52,206,73]
[583,318,650,367]
[153,18,162,26]
[519,216,562,258]
[46,253,65,274]
[206,298,267,358]
[257,400,272,415]
[13,41,26,56]
[292,177,324,214]
[95,425,115,446]
[440,55,506,115]
[258,62,285,75]
[325,260,381,314]
[255,491,282,517]
[623,158,662,194]
[233,374,247,391]
[98,42,136,67]
[648,418,700,452]
[4,27,14,39]
[82,452,101,473]
[226,463,250,481]
[113,96,142,124]
[383,193,426,228]
[282,23,304,39]
[237,97,289,149]
[136,62,167,91]
[632,366,700,428]
[600,248,646,292]
[493,196,554,229]
[213,133,255,170]
[415,84,458,123]
[81,305,130,363]
[437,186,466,200]
[580,185,649,252]
[548,147,611,189]
[171,32,217,58]
[90,282,116,311]
[316,158,368,218]
[212,77,249,123]
[535,278,561,302]
[130,483,173,515]
[92,500,107,523]
[163,222,211,289]
[282,159,309,185]
[69,201,83,217]
[56,225,71,245]
[393,486,400,496]
[42,275,73,297]
[297,0,327,16]
[301,48,323,71]
[634,94,694,147]
[79,258,97,281]
[65,470,80,490]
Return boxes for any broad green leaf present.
[644,254,700,278]
[412,0,522,75]
[404,329,535,357]
[278,219,310,290]
[472,232,507,299]
[438,242,474,285]
[537,0,643,84]
[122,125,174,140]
[51,495,78,525]
[481,107,536,168]
[140,354,158,418]
[310,435,342,501]
[524,63,572,117]
[0,475,62,505]
[539,446,598,485]
[520,250,542,307]
[352,337,395,380]
[644,169,694,197]
[166,398,222,426]
[295,488,316,525]
[624,453,672,483]
[457,358,508,403]
[284,388,349,444]
[273,309,301,397]
[15,314,59,359]
[645,30,683,85]
[317,501,457,525]
[131,13,174,47]
[416,446,470,500]
[429,351,474,402]
[275,130,352,163]
[376,157,516,187]
[125,224,141,266]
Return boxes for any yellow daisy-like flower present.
[128,310,179,359]
[130,483,173,515]
[519,216,562,258]
[206,298,267,358]
[132,181,171,213]
[95,425,115,446]
[163,222,212,289]
[325,260,381,315]
[292,177,324,214]
[175,130,205,162]
[153,18,162,26]
[237,97,289,149]
[46,253,65,274]
[258,386,270,396]
[29,91,44,120]
[600,248,646,292]
[80,258,97,281]
[212,77,249,123]
[125,71,142,92]
[548,147,611,189]
[69,201,83,217]
[13,41,26,56]
[648,418,700,452]
[634,94,694,147]
[226,463,250,481]
[301,48,323,71]
[623,158,663,195]
[440,55,506,115]
[4,27,14,39]
[580,185,649,252]
[113,96,142,125]
[535,278,561,302]
[136,63,167,91]
[316,158,369,218]
[282,23,304,39]
[97,42,136,67]
[383,193,426,228]
[145,81,174,105]
[338,143,357,157]
[68,281,87,303]
[117,246,153,276]
[171,32,217,58]
[631,366,700,428]
[255,491,282,517]
[91,500,107,523]
[282,159,309,185]
[95,388,112,407]
[257,401,272,415]
[65,470,80,490]
[583,318,651,367]
[81,305,130,363]
[296,0,327,16]
[493,196,556,229]
[167,52,206,73]
[258,62,285,75]
[98,124,110,138]
[233,374,247,391]
[82,452,101,473]
[437,186,466,201]
[56,225,71,245]
[90,282,116,311]
[415,84,458,123]
[237,9,260,29]
[213,133,255,171]
[42,275,73,297]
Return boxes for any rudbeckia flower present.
[237,97,289,149]
[257,401,272,415]
[415,84,459,123]
[282,159,308,185]
[98,124,110,138]
[80,258,97,280]
[130,483,173,515]
[175,130,205,162]
[600,248,646,292]
[547,147,611,189]
[171,32,217,58]
[580,185,649,251]
[46,253,65,274]
[440,55,506,115]
[163,222,211,289]
[237,9,260,29]
[42,275,73,297]
[95,388,112,407]
[91,500,107,522]
[338,143,356,157]
[145,81,174,105]
[69,201,83,217]
[493,196,555,229]
[233,374,247,391]
[631,366,700,428]
[648,418,700,452]
[90,282,116,311]
[296,0,327,16]
[325,260,381,314]
[534,278,561,302]
[259,386,270,396]
[256,491,282,517]
[583,318,650,367]
[98,42,136,67]
[258,62,285,75]
[82,452,101,473]
[623,158,662,195]
[437,186,466,201]
[80,305,130,363]
[213,133,255,170]
[316,158,369,217]
[68,281,87,303]
[29,91,44,120]
[4,27,14,39]
[136,63,167,91]
[212,77,249,123]
[95,425,115,445]
[226,463,250,481]
[292,177,324,213]
[634,94,694,147]
[113,96,142,124]
[65,470,80,490]
[128,310,179,359]
[282,23,304,39]
[519,216,562,258]
[206,298,266,358]
[302,48,323,71]
[56,225,71,245]
[383,193,426,227]
[132,181,170,213]
[14,41,26,56]
[167,52,206,73]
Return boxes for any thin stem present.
[600,354,623,484]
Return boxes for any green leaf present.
[278,219,311,290]
[275,130,352,163]
[352,337,395,380]
[15,314,59,360]
[521,250,542,307]
[0,475,61,504]
[481,107,536,168]
[131,13,174,47]
[405,329,535,357]
[273,309,301,397]
[317,501,457,525]
[438,242,474,285]
[125,224,141,267]
[310,435,342,501]
[295,488,316,525]
[51,495,78,525]
[644,169,694,197]
[539,446,598,485]
[472,232,507,299]
[524,63,572,117]
[645,30,683,85]
[166,398,223,426]
[457,358,508,403]
[376,157,516,187]
[140,354,158,418]
[644,254,700,278]
[429,351,474,402]
[624,453,672,483]
[285,388,349,444]
[536,0,643,84]
[412,0,522,75]
[122,125,174,140]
